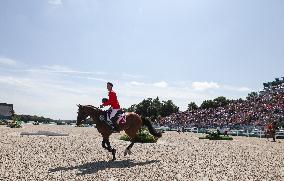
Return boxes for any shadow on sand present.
[49,159,160,175]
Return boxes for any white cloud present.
[0,57,17,66]
[119,82,214,111]
[222,85,251,92]
[130,81,145,86]
[25,65,108,78]
[43,65,72,72]
[120,81,252,111]
[191,81,251,93]
[0,63,253,119]
[83,76,108,82]
[192,81,220,91]
[129,81,168,88]
[122,73,145,79]
[153,81,168,88]
[48,0,62,6]
[0,76,34,88]
[0,73,106,119]
[237,87,251,92]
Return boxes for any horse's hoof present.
[128,150,132,155]
[124,149,131,156]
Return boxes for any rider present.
[100,82,120,131]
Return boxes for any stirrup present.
[106,120,113,128]
[107,121,116,131]
[111,124,119,133]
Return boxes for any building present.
[0,103,14,120]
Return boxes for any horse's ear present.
[77,104,82,108]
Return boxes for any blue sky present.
[0,0,284,119]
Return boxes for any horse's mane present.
[83,105,101,111]
[85,105,97,108]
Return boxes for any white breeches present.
[109,108,119,120]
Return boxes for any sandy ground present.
[0,125,284,181]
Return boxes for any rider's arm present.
[102,92,116,106]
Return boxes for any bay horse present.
[76,105,162,161]
[265,121,278,142]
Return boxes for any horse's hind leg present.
[272,133,276,142]
[124,139,136,156]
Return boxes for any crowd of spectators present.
[156,85,284,130]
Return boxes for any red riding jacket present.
[102,90,120,109]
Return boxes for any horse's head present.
[76,105,88,126]
[76,104,102,126]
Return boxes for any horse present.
[76,105,162,161]
[265,122,278,142]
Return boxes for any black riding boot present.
[110,117,119,132]
[105,118,115,131]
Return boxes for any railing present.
[221,130,284,139]
[157,127,284,139]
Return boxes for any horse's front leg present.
[104,139,116,161]
[102,139,108,150]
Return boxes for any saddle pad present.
[117,113,126,125]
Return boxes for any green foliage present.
[188,102,198,111]
[76,124,85,127]
[125,104,137,112]
[246,92,258,101]
[8,116,22,128]
[200,100,216,109]
[126,97,179,121]
[135,98,153,117]
[200,96,230,109]
[119,127,158,143]
[0,120,6,125]
[13,114,52,124]
[57,122,67,125]
[199,130,233,140]
[213,96,230,107]
[160,100,179,117]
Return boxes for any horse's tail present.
[142,118,162,138]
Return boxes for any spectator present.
[156,85,284,130]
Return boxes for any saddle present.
[99,109,127,130]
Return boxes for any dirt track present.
[0,125,283,181]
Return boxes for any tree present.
[147,106,158,121]
[125,104,137,112]
[200,97,230,109]
[188,102,198,111]
[200,100,216,109]
[160,100,179,117]
[213,96,230,107]
[126,97,179,120]
[135,98,154,118]
[14,114,53,123]
[246,92,258,101]
[152,97,162,112]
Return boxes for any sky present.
[0,0,284,119]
